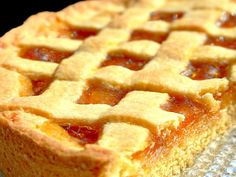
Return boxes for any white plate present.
[182,126,236,177]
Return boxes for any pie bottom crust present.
[0,106,234,177]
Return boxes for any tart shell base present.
[0,109,234,177]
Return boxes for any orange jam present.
[78,81,128,106]
[181,61,228,80]
[130,30,168,43]
[100,53,149,71]
[217,12,236,28]
[20,47,73,63]
[205,36,236,50]
[60,28,99,40]
[161,96,207,128]
[133,95,212,160]
[62,124,101,145]
[150,11,184,22]
[31,78,52,95]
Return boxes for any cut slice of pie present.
[0,0,236,177]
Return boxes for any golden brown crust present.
[0,0,236,176]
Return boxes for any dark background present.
[0,0,81,36]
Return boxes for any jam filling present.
[62,124,101,145]
[205,36,236,50]
[78,81,128,106]
[150,11,184,22]
[181,61,228,80]
[60,28,99,40]
[130,30,168,43]
[31,78,52,95]
[100,53,149,71]
[20,47,73,63]
[161,96,207,128]
[133,95,211,160]
[217,12,236,28]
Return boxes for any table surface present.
[182,126,236,177]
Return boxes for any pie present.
[0,0,236,176]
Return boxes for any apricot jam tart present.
[0,0,235,177]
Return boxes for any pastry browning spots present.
[60,28,99,40]
[130,30,168,43]
[150,11,184,22]
[181,61,228,80]
[20,47,73,63]
[217,12,236,28]
[78,81,129,106]
[101,53,149,70]
[205,36,236,50]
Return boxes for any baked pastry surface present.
[0,0,236,176]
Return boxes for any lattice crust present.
[230,65,236,82]
[0,0,128,79]
[152,0,236,12]
[0,67,32,99]
[0,0,236,177]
